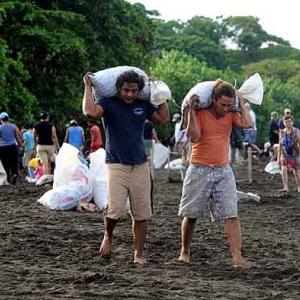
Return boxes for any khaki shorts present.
[37,145,55,164]
[23,149,34,168]
[106,162,151,220]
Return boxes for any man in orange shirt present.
[178,81,253,268]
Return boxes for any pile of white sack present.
[37,143,93,211]
[88,66,171,106]
[37,144,109,212]
[181,73,264,113]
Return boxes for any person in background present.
[10,118,22,174]
[26,156,43,183]
[278,115,300,195]
[279,108,300,130]
[22,123,35,171]
[230,126,245,165]
[279,108,291,130]
[143,119,159,182]
[171,113,188,154]
[243,103,263,157]
[33,111,60,174]
[82,70,169,264]
[143,119,159,157]
[178,83,253,269]
[64,119,85,151]
[0,112,23,184]
[88,120,103,152]
[268,111,280,160]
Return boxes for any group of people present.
[228,105,300,196]
[0,111,60,183]
[0,110,104,184]
[64,119,103,154]
[83,70,253,268]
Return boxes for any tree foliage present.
[222,16,290,52]
[0,0,155,131]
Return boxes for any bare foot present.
[99,236,112,258]
[233,258,251,269]
[134,256,147,265]
[178,253,190,263]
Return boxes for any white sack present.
[88,66,150,100]
[0,159,8,185]
[89,148,108,211]
[53,143,90,189]
[89,148,106,181]
[238,73,263,105]
[164,158,186,170]
[181,81,216,112]
[153,143,169,169]
[37,164,93,210]
[265,161,281,174]
[150,80,172,106]
[93,179,107,211]
[38,143,92,211]
[36,174,54,186]
[37,184,92,211]
[237,191,261,202]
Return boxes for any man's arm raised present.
[233,92,253,129]
[186,95,201,143]
[82,74,103,119]
[150,102,170,124]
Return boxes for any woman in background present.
[278,115,300,195]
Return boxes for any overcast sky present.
[128,0,300,49]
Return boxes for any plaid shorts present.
[178,163,238,221]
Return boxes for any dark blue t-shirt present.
[96,96,157,165]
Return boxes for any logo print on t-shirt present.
[133,107,144,115]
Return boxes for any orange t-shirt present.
[190,110,241,167]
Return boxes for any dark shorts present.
[244,130,257,144]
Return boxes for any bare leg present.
[99,217,118,258]
[225,218,251,268]
[271,146,279,162]
[281,166,289,191]
[250,143,263,155]
[132,220,148,264]
[178,217,197,263]
[292,169,300,192]
[43,162,50,175]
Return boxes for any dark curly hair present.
[116,70,145,91]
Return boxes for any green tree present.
[222,16,289,53]
[0,1,90,128]
[242,59,300,83]
[0,0,157,132]
[0,38,36,124]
